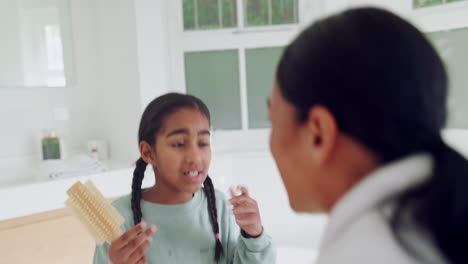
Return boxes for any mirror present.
[0,0,74,88]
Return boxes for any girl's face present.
[152,108,211,194]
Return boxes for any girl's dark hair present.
[277,7,468,264]
[132,93,223,262]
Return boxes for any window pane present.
[183,0,195,30]
[245,0,298,26]
[245,0,269,26]
[185,50,242,130]
[246,47,284,129]
[413,0,443,9]
[183,0,237,30]
[222,0,237,28]
[272,0,298,25]
[198,0,220,29]
[427,28,468,129]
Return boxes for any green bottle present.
[42,130,61,160]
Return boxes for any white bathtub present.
[0,165,156,220]
[0,167,42,187]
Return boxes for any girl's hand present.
[108,221,157,264]
[229,186,263,237]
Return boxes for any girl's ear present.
[139,141,156,164]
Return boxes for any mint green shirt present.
[93,188,276,263]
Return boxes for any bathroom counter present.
[0,166,154,221]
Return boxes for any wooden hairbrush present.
[65,180,124,244]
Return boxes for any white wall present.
[134,0,172,110]
[0,1,23,85]
[94,0,142,165]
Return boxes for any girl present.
[269,7,468,264]
[94,93,275,264]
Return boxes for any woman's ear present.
[305,105,338,165]
[139,141,156,164]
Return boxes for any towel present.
[41,155,109,180]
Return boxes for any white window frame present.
[328,0,468,151]
[407,0,468,149]
[329,0,468,32]
[160,0,468,154]
[407,0,468,32]
[166,0,320,153]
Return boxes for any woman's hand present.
[229,186,263,237]
[108,221,157,264]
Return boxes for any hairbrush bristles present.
[65,180,124,244]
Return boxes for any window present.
[169,0,302,131]
[166,1,308,151]
[20,8,66,87]
[413,0,468,9]
[182,0,298,30]
[185,50,242,129]
[245,0,298,26]
[245,47,284,129]
[183,0,237,30]
[427,27,468,129]
[45,24,65,86]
